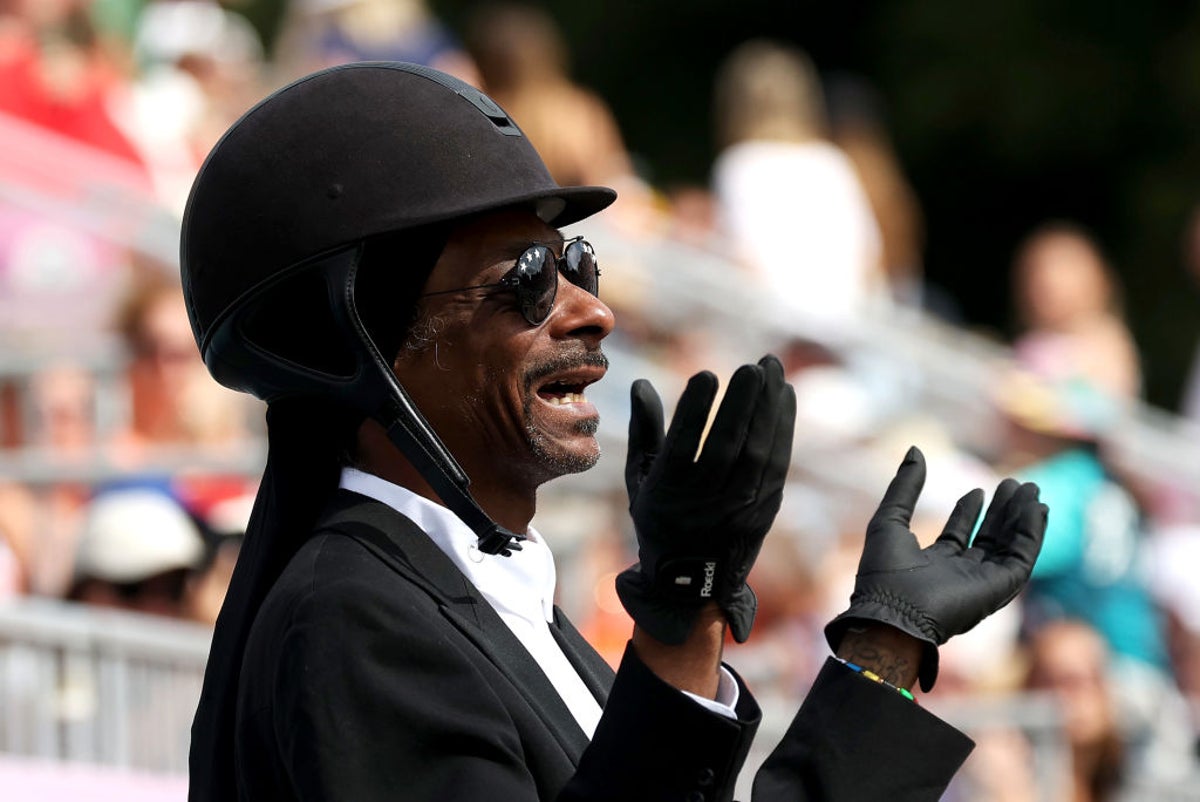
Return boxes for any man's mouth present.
[527,352,607,408]
[536,379,593,406]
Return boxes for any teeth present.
[547,392,588,406]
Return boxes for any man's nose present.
[549,279,615,343]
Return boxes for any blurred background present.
[1,1,1199,799]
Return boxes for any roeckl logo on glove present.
[700,561,717,597]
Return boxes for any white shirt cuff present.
[680,665,740,720]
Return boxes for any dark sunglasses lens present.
[562,240,598,295]
[516,245,557,324]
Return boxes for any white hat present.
[134,0,264,66]
[75,489,206,583]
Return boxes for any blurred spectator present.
[780,337,877,450]
[946,728,1039,802]
[1025,619,1126,802]
[0,484,30,597]
[0,364,99,596]
[826,74,962,323]
[996,371,1198,785]
[275,0,477,85]
[110,271,253,464]
[464,2,653,232]
[711,39,886,340]
[184,529,240,624]
[659,183,720,250]
[0,1,152,352]
[181,485,250,625]
[117,0,266,214]
[0,0,145,167]
[25,363,97,455]
[1010,222,1142,402]
[724,515,831,699]
[67,487,205,618]
[103,271,258,621]
[995,370,1166,670]
[1144,521,1200,698]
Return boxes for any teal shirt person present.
[1019,447,1168,671]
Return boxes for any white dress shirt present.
[339,467,737,738]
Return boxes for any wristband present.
[835,657,917,703]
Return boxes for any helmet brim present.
[458,183,618,230]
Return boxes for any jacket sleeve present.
[751,658,974,802]
[561,643,762,802]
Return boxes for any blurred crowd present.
[0,1,1198,798]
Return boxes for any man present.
[182,63,1047,801]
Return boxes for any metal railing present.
[0,597,209,775]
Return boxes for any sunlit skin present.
[354,208,613,535]
[1015,232,1114,332]
[129,289,205,441]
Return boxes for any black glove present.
[616,355,796,645]
[825,446,1048,691]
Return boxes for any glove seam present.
[850,589,940,643]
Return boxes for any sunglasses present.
[421,236,600,325]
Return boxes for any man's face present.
[392,209,615,491]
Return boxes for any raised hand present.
[825,446,1048,691]
[616,355,796,645]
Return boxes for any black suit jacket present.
[234,491,972,801]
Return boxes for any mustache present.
[523,349,608,387]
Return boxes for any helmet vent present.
[463,91,522,136]
[394,62,523,137]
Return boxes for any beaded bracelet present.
[835,657,917,702]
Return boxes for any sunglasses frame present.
[420,236,600,325]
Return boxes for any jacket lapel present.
[549,608,614,708]
[316,491,592,761]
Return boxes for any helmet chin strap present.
[325,245,526,557]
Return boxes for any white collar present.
[338,466,557,624]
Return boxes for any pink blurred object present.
[0,755,186,800]
[0,111,157,347]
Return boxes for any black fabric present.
[617,356,796,644]
[564,648,762,802]
[318,493,590,762]
[753,658,974,802]
[825,447,1048,691]
[549,608,613,708]
[189,399,361,802]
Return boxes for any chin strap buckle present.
[476,526,527,557]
